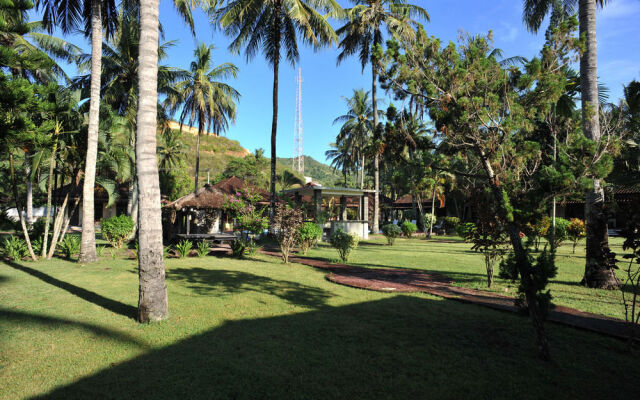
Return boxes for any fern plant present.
[175,240,193,258]
[196,241,209,257]
[3,236,27,261]
[60,235,81,260]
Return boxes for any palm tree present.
[165,43,240,194]
[214,0,342,219]
[333,89,382,189]
[325,141,354,186]
[158,129,187,172]
[337,0,429,233]
[35,0,118,263]
[135,0,167,322]
[522,0,618,289]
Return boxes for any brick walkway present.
[260,250,634,341]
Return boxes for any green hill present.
[277,156,348,186]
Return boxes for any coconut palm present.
[336,0,429,233]
[135,0,167,322]
[333,89,382,188]
[214,0,342,219]
[522,0,618,289]
[325,141,354,187]
[165,43,240,194]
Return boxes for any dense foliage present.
[381,223,402,245]
[298,222,323,255]
[329,228,359,263]
[101,215,135,248]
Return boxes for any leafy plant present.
[31,238,43,255]
[175,240,193,258]
[298,222,322,255]
[101,215,135,248]
[245,240,260,257]
[422,213,437,230]
[567,218,586,254]
[60,235,81,260]
[229,239,246,258]
[381,224,402,245]
[163,245,173,259]
[525,216,551,251]
[96,245,106,257]
[456,222,476,240]
[545,217,570,250]
[442,216,460,233]
[3,236,27,261]
[618,203,640,342]
[110,248,118,260]
[329,229,359,263]
[272,204,303,263]
[401,221,417,238]
[196,240,210,257]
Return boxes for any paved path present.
[260,250,634,341]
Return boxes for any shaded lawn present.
[302,235,632,320]
[0,253,637,399]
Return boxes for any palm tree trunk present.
[579,0,618,289]
[79,0,102,263]
[42,140,57,258]
[194,118,203,193]
[136,0,168,322]
[9,153,37,261]
[372,62,380,234]
[47,192,69,259]
[25,156,33,224]
[269,2,282,222]
[429,185,436,238]
[127,178,139,239]
[360,154,365,189]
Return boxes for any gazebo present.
[283,183,374,239]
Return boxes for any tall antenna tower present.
[292,68,304,174]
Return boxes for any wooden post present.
[186,209,191,235]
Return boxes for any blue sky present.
[31,0,640,166]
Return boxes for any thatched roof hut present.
[166,176,268,210]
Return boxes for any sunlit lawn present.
[304,235,631,320]
[0,241,638,399]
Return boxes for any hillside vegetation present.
[277,156,351,186]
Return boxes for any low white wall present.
[329,221,369,240]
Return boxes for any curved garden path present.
[260,249,634,341]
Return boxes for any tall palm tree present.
[36,0,200,263]
[333,89,382,188]
[136,0,167,322]
[165,43,240,194]
[336,0,429,233]
[214,0,342,219]
[522,0,618,289]
[35,0,118,263]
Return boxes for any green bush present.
[567,218,586,254]
[442,216,460,233]
[96,245,107,257]
[60,235,81,260]
[101,215,135,248]
[175,240,193,258]
[401,221,417,237]
[545,217,570,249]
[456,222,476,240]
[196,241,210,257]
[229,239,246,258]
[329,229,359,262]
[298,222,323,254]
[381,224,402,245]
[3,236,27,261]
[422,213,437,230]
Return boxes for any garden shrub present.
[101,215,135,248]
[443,216,460,233]
[381,224,402,245]
[3,236,27,261]
[545,217,570,249]
[456,222,476,240]
[229,239,246,258]
[567,218,586,254]
[401,221,417,237]
[329,228,359,262]
[298,222,323,254]
[422,213,437,230]
[272,203,303,263]
[175,239,193,258]
[59,235,81,260]
[525,216,551,251]
[196,241,210,257]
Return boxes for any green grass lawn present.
[303,235,632,320]
[1,244,639,399]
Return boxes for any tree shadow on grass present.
[2,260,137,320]
[166,267,332,309]
[36,295,639,400]
[0,308,148,349]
